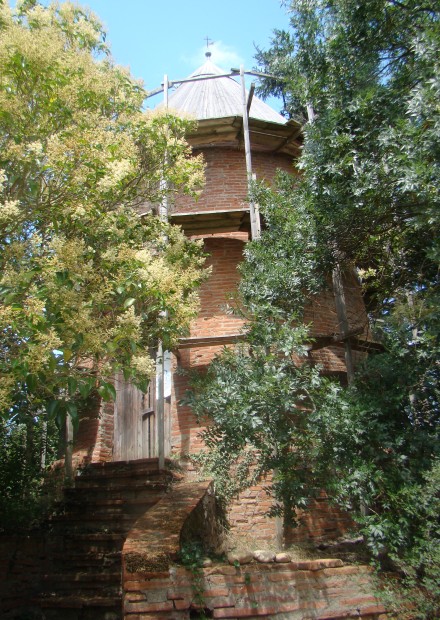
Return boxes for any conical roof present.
[167,56,286,125]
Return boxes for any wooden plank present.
[169,209,251,235]
[113,374,121,461]
[114,375,158,461]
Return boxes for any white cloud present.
[182,40,244,70]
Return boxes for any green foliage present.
[0,1,208,525]
[184,314,342,524]
[241,173,330,315]
[178,541,209,617]
[256,2,440,581]
[178,540,206,570]
[0,413,58,529]
[0,1,207,425]
[256,0,440,307]
[186,1,439,615]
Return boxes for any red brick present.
[125,601,174,613]
[173,598,190,610]
[213,606,275,618]
[203,587,231,597]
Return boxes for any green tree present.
[255,0,439,302]
[187,1,439,615]
[0,1,206,426]
[0,0,208,523]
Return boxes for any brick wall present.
[226,475,281,545]
[0,534,46,617]
[70,137,370,548]
[173,147,294,214]
[123,561,387,619]
[190,237,246,338]
[285,493,355,546]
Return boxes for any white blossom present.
[0,200,20,223]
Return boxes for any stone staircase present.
[36,458,174,620]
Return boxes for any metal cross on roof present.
[204,36,214,57]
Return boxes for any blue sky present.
[76,0,291,111]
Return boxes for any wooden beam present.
[310,334,383,353]
[178,333,246,349]
[247,83,255,115]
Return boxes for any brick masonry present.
[172,147,295,215]
[0,120,388,619]
[123,561,387,619]
[67,139,372,548]
[167,143,371,546]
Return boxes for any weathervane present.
[204,36,213,57]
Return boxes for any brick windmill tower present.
[75,50,371,545]
[164,52,303,459]
[149,51,369,544]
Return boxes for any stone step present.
[49,506,156,525]
[77,458,172,479]
[35,594,121,619]
[42,571,120,587]
[64,487,167,504]
[39,583,121,604]
[63,495,163,508]
[61,532,125,553]
[88,457,162,469]
[73,478,170,492]
[36,461,173,618]
[62,531,125,541]
[50,551,121,570]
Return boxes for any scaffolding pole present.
[156,74,170,470]
[240,65,261,240]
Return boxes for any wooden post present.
[159,74,169,221]
[40,418,47,470]
[156,342,165,469]
[332,264,355,383]
[306,103,316,122]
[154,74,170,469]
[240,65,260,240]
[273,467,284,548]
[65,413,73,480]
[163,73,169,108]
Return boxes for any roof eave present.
[184,115,303,158]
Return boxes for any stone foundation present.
[123,561,387,619]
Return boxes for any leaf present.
[56,409,66,430]
[123,297,135,309]
[98,381,116,401]
[63,349,73,362]
[26,373,37,391]
[67,376,78,396]
[46,399,61,419]
[78,379,93,399]
[66,402,79,432]
[105,340,118,353]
